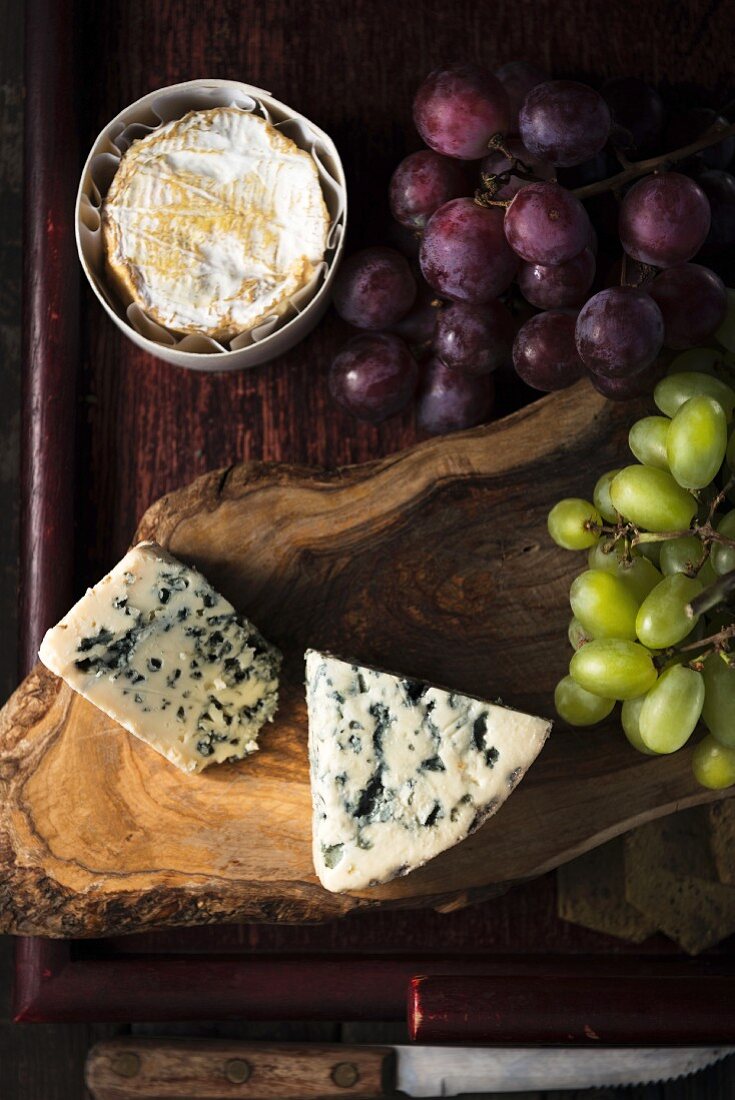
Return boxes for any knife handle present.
[86,1040,395,1099]
[408,973,735,1044]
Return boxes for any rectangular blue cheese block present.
[306,650,551,892]
[39,541,282,773]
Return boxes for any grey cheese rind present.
[306,650,551,892]
[39,542,282,773]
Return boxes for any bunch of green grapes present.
[549,305,735,791]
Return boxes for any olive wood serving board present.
[0,382,730,937]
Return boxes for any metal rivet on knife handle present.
[110,1051,141,1078]
[225,1058,252,1084]
[332,1061,360,1088]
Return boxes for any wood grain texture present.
[2,383,732,938]
[85,1040,392,1099]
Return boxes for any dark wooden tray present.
[16,0,735,1030]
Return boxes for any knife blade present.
[85,1038,735,1098]
[396,1044,735,1095]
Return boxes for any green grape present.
[570,639,657,700]
[711,510,735,575]
[628,416,670,470]
[659,534,716,585]
[589,542,663,602]
[666,396,727,489]
[610,467,697,533]
[621,695,660,755]
[692,734,735,789]
[568,616,591,651]
[638,541,662,568]
[593,469,621,523]
[554,675,615,726]
[667,347,721,375]
[548,498,601,550]
[638,665,705,753]
[570,569,640,640]
[702,654,735,747]
[715,288,735,353]
[636,573,702,648]
[654,371,735,421]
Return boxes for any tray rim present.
[17,0,735,1032]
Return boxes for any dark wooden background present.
[4,0,735,1094]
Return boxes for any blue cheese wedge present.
[306,650,551,892]
[39,542,281,773]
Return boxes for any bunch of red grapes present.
[328,62,735,434]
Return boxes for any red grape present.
[512,310,585,391]
[329,333,418,422]
[646,263,727,349]
[601,78,664,157]
[434,301,514,375]
[413,64,510,161]
[666,109,735,170]
[387,282,441,353]
[333,247,417,330]
[504,181,591,265]
[575,287,664,378]
[420,198,518,303]
[517,247,596,309]
[619,173,711,267]
[518,80,611,167]
[696,170,735,259]
[590,358,668,400]
[494,61,549,133]
[480,137,554,199]
[389,150,470,230]
[416,357,494,434]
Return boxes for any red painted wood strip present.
[19,0,79,677]
[408,972,735,1045]
[15,938,734,1026]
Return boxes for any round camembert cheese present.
[102,107,330,341]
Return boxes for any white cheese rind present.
[102,108,330,341]
[306,650,551,892]
[39,542,282,773]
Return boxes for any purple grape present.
[387,282,441,354]
[413,64,510,161]
[646,263,727,349]
[389,150,470,230]
[416,357,494,434]
[434,301,514,375]
[697,170,735,259]
[666,109,735,170]
[558,150,615,189]
[575,286,664,378]
[333,247,417,330]
[480,137,554,199]
[494,61,549,133]
[512,310,585,391]
[590,358,668,400]
[619,173,711,268]
[518,80,611,167]
[328,333,418,422]
[601,78,664,157]
[503,181,591,265]
[517,247,596,309]
[420,198,518,303]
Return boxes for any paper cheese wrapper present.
[76,79,347,372]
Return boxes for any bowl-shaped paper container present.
[76,79,347,371]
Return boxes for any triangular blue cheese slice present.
[39,542,282,773]
[306,650,551,892]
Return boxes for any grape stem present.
[687,569,735,618]
[571,119,735,200]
